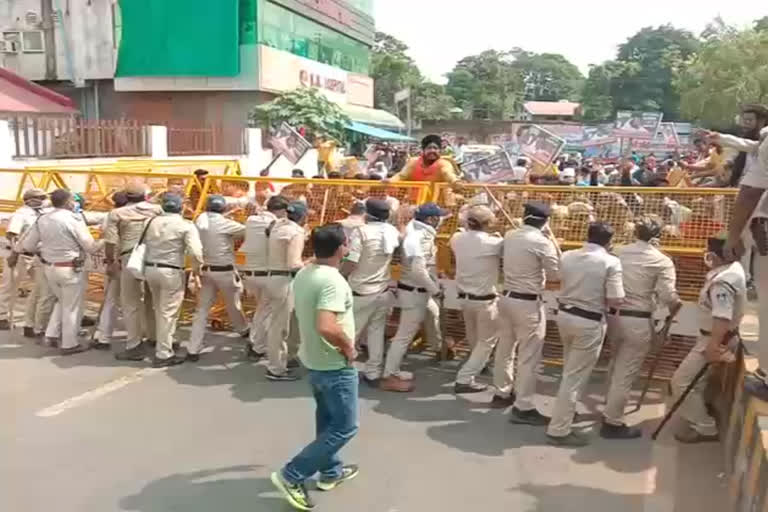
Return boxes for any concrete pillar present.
[149,125,168,159]
[0,120,13,166]
[243,127,273,176]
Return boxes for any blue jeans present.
[283,367,359,484]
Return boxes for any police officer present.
[381,202,448,393]
[142,194,204,367]
[341,198,401,386]
[501,202,561,421]
[670,236,746,444]
[19,189,101,355]
[240,195,289,360]
[546,222,625,447]
[452,205,504,395]
[109,183,163,361]
[0,188,53,337]
[601,216,682,439]
[187,195,247,360]
[264,200,307,381]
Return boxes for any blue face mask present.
[73,202,82,213]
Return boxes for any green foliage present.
[580,62,624,121]
[446,50,522,119]
[412,82,457,121]
[509,49,584,101]
[371,31,422,113]
[248,87,351,143]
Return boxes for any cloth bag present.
[125,217,157,280]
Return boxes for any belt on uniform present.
[502,290,540,301]
[457,291,497,301]
[241,270,269,277]
[397,282,427,293]
[20,251,36,257]
[608,308,652,319]
[558,304,603,322]
[270,270,298,277]
[120,249,133,257]
[202,264,234,272]
[41,259,75,267]
[145,262,183,270]
[700,329,739,339]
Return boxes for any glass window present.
[343,0,374,17]
[261,1,370,75]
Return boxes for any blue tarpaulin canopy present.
[346,121,415,142]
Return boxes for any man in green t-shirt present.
[271,223,360,511]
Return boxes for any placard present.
[268,122,312,165]
[462,151,519,183]
[614,111,664,139]
[515,124,566,166]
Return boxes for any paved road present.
[1,328,729,512]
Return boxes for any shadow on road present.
[515,483,645,512]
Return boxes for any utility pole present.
[41,0,57,80]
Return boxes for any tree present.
[248,87,351,143]
[445,50,523,119]
[755,15,768,32]
[412,82,457,121]
[611,25,699,119]
[674,25,768,129]
[371,32,422,113]
[509,50,584,101]
[580,61,625,121]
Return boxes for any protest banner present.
[267,122,312,165]
[515,124,566,166]
[462,151,519,183]
[613,111,664,139]
[630,122,682,154]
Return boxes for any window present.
[2,32,21,53]
[21,31,44,52]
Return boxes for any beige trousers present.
[547,311,607,437]
[144,267,185,360]
[383,289,442,378]
[0,254,34,320]
[355,289,395,380]
[603,316,653,425]
[43,265,85,350]
[25,259,56,332]
[188,270,247,354]
[456,298,500,385]
[670,336,718,436]
[97,276,121,341]
[497,297,547,407]
[263,276,299,375]
[119,264,156,350]
[243,274,271,353]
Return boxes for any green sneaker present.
[316,465,360,491]
[270,471,315,510]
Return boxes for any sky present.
[374,0,766,83]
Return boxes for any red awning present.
[0,67,77,114]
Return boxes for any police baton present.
[631,315,676,414]
[651,362,709,440]
[7,261,17,333]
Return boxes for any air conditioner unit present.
[1,32,21,54]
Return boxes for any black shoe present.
[489,394,516,409]
[45,337,60,348]
[115,345,146,361]
[23,326,37,338]
[454,382,488,394]
[143,339,157,348]
[0,319,9,330]
[361,375,380,388]
[60,344,90,356]
[80,316,96,327]
[287,358,301,369]
[509,407,551,426]
[152,354,186,368]
[266,370,299,382]
[546,431,591,447]
[186,352,200,362]
[600,422,643,439]
[246,346,266,361]
[240,329,250,339]
[90,340,111,351]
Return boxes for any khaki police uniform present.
[670,262,746,436]
[143,212,203,359]
[20,209,101,350]
[97,214,120,342]
[452,230,504,386]
[383,220,442,379]
[547,243,624,438]
[188,212,247,355]
[265,217,305,376]
[499,225,560,407]
[104,201,162,349]
[239,210,278,354]
[347,221,400,381]
[603,241,679,426]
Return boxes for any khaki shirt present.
[7,205,49,252]
[698,262,747,334]
[267,218,305,271]
[104,201,163,256]
[144,213,203,269]
[195,212,245,267]
[20,208,100,263]
[339,215,366,241]
[559,243,624,314]
[503,225,560,294]
[616,241,679,312]
[347,221,401,295]
[451,230,503,296]
[400,220,439,294]
[240,211,277,271]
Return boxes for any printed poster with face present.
[613,111,664,139]
[514,124,566,167]
[268,122,312,165]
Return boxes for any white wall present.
[0,0,48,80]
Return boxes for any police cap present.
[523,201,551,220]
[365,199,390,221]
[206,194,227,213]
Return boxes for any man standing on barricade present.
[601,216,682,439]
[388,135,460,186]
[501,202,561,422]
[341,199,401,387]
[0,188,53,337]
[451,205,504,396]
[142,194,203,367]
[546,222,625,447]
[20,189,102,355]
[187,195,248,361]
[381,202,448,393]
[264,201,308,382]
[670,236,746,443]
[109,183,163,361]
[240,195,289,361]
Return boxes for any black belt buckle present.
[242,270,269,277]
[559,304,603,322]
[203,264,234,272]
[397,282,427,293]
[503,290,539,301]
[270,270,298,277]
[458,291,497,301]
[146,262,182,270]
[609,308,652,319]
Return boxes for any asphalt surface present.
[2,326,729,512]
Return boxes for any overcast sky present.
[374,0,766,83]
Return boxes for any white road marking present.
[0,343,24,348]
[35,368,164,417]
